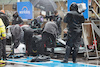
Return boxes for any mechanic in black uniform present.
[61,2,85,63]
[53,10,62,35]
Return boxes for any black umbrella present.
[30,0,57,11]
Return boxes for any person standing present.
[0,10,9,27]
[53,10,62,35]
[0,18,6,60]
[61,2,85,63]
[12,12,23,25]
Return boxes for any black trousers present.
[40,32,56,55]
[0,39,6,60]
[64,32,82,62]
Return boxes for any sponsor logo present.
[19,6,30,14]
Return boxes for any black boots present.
[61,60,68,63]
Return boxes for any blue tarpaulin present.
[7,57,100,67]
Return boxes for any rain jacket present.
[64,3,84,33]
[0,18,6,39]
[12,12,23,25]
[0,12,9,27]
[42,21,58,38]
[10,24,23,48]
[63,3,85,47]
[45,15,62,35]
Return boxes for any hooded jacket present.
[10,24,23,48]
[42,21,58,38]
[64,3,85,33]
[12,12,23,25]
[0,12,9,27]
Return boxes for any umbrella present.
[30,0,57,11]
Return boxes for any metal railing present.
[90,0,100,19]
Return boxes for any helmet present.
[70,2,78,11]
[14,43,26,53]
[0,10,5,14]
